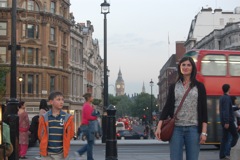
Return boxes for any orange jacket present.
[38,111,75,158]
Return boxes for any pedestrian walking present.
[155,56,208,160]
[219,84,239,160]
[29,99,49,159]
[74,93,98,160]
[29,99,49,147]
[18,101,30,159]
[38,91,75,160]
[230,96,240,159]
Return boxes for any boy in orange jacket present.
[38,91,74,159]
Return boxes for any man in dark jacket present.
[219,84,239,159]
[29,115,39,147]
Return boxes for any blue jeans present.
[77,139,94,160]
[77,126,95,160]
[170,126,200,160]
[219,121,239,158]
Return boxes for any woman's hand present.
[155,120,163,140]
[199,134,207,144]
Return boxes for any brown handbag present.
[160,87,191,141]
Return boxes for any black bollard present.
[105,105,118,160]
[6,100,19,160]
[101,114,107,143]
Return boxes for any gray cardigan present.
[160,81,208,133]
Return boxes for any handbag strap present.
[173,86,191,118]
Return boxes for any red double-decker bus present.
[184,49,240,146]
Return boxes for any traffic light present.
[142,115,146,125]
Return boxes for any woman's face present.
[180,60,192,76]
[21,104,26,110]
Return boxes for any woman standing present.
[155,56,208,160]
[18,101,30,159]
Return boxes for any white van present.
[116,122,125,132]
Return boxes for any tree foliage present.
[108,93,157,119]
[0,67,9,102]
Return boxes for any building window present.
[28,74,34,94]
[229,55,240,76]
[50,27,55,41]
[27,48,34,64]
[0,22,7,36]
[22,0,39,11]
[0,46,6,63]
[22,74,25,94]
[0,0,7,7]
[36,48,38,65]
[36,75,39,95]
[50,1,55,14]
[62,76,67,95]
[22,23,39,39]
[27,24,34,38]
[62,32,66,45]
[61,53,66,68]
[36,25,39,38]
[49,50,55,66]
[21,47,25,64]
[50,76,55,92]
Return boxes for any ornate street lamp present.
[150,79,154,126]
[101,0,110,144]
[6,0,20,159]
[18,77,23,101]
[101,1,117,160]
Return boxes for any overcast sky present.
[70,0,240,96]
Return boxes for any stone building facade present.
[0,0,103,131]
[193,21,240,50]
[185,7,240,51]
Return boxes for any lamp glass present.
[101,6,109,13]
[101,2,110,14]
[19,77,23,82]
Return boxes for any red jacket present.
[81,102,97,125]
[38,111,74,158]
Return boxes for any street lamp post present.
[150,79,154,126]
[5,0,20,159]
[101,0,110,144]
[101,1,117,160]
[18,77,23,101]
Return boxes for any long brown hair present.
[176,56,197,88]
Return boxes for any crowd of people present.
[1,91,100,160]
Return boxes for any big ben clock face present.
[116,84,121,88]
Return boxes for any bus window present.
[229,55,240,76]
[201,55,227,76]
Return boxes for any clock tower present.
[115,69,125,96]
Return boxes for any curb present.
[70,139,169,146]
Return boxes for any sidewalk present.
[70,139,168,146]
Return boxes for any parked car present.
[116,122,125,132]
[116,130,147,140]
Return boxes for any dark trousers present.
[219,121,239,158]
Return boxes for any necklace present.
[182,81,190,89]
[183,81,189,86]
